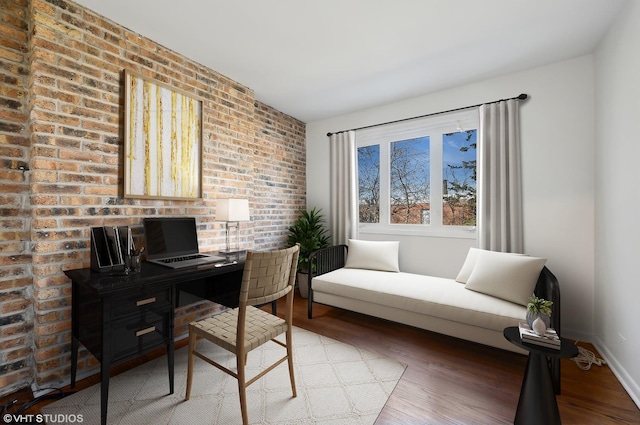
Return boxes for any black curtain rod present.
[326,93,528,137]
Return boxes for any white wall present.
[307,56,595,339]
[594,0,640,407]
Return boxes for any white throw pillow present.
[344,239,400,272]
[455,247,526,284]
[464,249,546,306]
[455,247,481,283]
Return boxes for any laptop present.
[143,217,225,269]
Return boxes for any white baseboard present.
[592,336,640,410]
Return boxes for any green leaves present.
[527,296,553,316]
[286,207,331,271]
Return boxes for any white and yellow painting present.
[124,70,202,200]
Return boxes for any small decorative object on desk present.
[518,321,561,349]
[126,247,143,273]
[526,296,552,328]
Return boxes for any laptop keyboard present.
[160,254,205,264]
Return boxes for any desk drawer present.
[111,310,170,362]
[111,287,172,318]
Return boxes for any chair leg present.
[286,329,297,397]
[185,329,196,400]
[237,352,249,425]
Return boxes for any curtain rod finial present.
[517,93,528,100]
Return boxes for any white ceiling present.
[74,0,625,123]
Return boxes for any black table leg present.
[514,353,562,425]
[167,341,174,394]
[100,359,110,425]
[70,336,78,388]
[100,316,111,425]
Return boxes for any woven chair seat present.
[185,244,300,425]
[191,306,287,354]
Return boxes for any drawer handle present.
[136,297,156,306]
[135,326,156,337]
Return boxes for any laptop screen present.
[144,217,200,260]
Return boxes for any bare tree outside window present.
[357,145,380,223]
[390,137,430,224]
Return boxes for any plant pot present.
[526,311,550,328]
[297,271,309,298]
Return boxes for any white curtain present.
[477,99,523,253]
[329,131,358,245]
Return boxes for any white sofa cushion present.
[312,268,527,332]
[344,239,400,272]
[464,249,546,306]
[455,247,482,283]
[455,247,527,284]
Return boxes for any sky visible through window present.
[357,131,477,197]
[443,130,477,193]
[357,129,477,225]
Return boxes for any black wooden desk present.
[65,254,245,425]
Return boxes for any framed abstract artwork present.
[123,69,203,200]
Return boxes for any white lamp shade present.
[217,198,250,222]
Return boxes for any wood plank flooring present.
[289,296,639,425]
[3,294,638,424]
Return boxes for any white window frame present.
[357,109,479,239]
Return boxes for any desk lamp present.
[217,198,250,254]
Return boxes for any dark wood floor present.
[291,296,639,425]
[3,294,639,424]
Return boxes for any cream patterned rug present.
[43,327,406,424]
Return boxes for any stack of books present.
[518,322,561,349]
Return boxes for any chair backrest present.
[239,244,300,306]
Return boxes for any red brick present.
[1,321,32,338]
[6,346,32,361]
[0,335,26,350]
[34,320,70,336]
[0,369,32,391]
[0,277,30,290]
[34,345,62,361]
[0,298,31,314]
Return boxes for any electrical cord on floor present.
[572,341,607,370]
[2,386,75,424]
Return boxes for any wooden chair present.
[185,244,300,424]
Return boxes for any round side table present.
[504,326,578,425]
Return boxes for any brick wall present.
[0,0,34,395]
[0,0,306,396]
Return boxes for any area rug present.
[42,327,406,424]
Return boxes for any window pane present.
[443,130,477,226]
[390,137,430,224]
[358,145,380,223]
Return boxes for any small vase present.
[526,311,550,328]
[532,317,547,335]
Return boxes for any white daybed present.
[307,240,562,391]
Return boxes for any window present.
[357,110,478,237]
[442,130,477,226]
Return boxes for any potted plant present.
[286,207,331,298]
[526,296,553,328]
